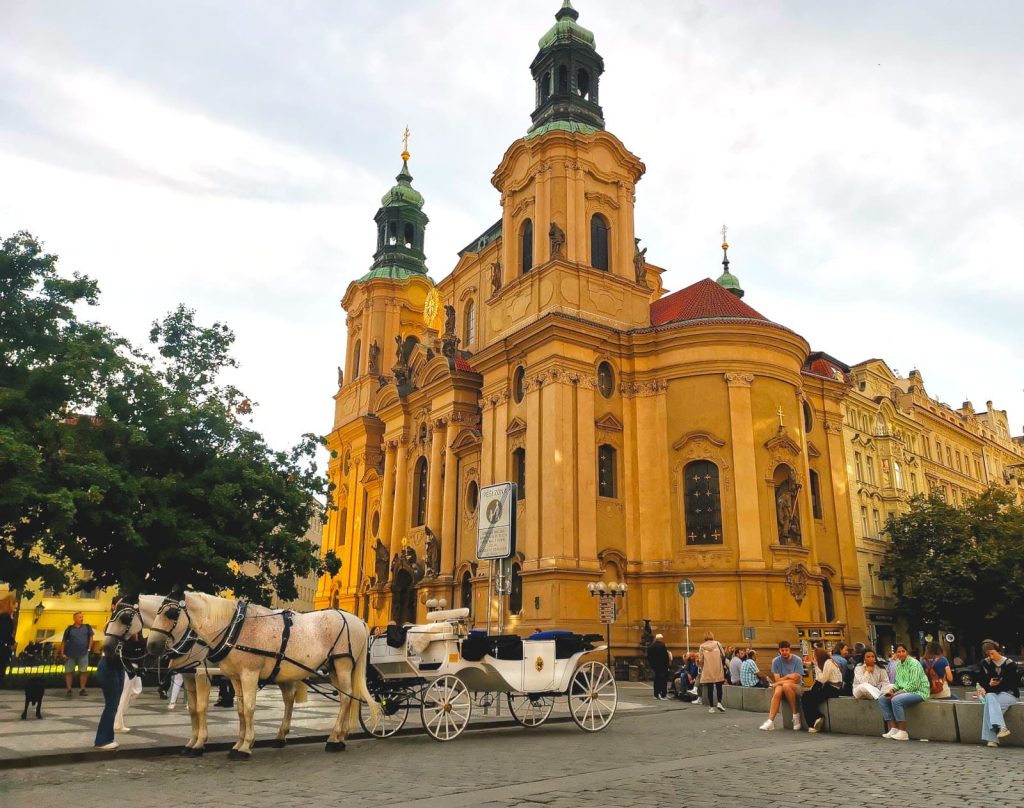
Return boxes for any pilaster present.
[725,372,764,568]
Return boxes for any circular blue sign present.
[677,578,695,598]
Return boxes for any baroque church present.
[314,2,868,657]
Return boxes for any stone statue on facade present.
[775,467,802,545]
[393,335,411,390]
[490,260,503,295]
[441,304,459,359]
[336,366,344,387]
[634,238,648,287]
[549,222,565,258]
[372,538,389,587]
[443,304,456,337]
[368,340,381,376]
[424,528,441,579]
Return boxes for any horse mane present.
[189,591,237,628]
[138,594,163,628]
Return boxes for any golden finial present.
[721,224,729,251]
[401,126,411,162]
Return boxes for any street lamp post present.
[587,581,628,671]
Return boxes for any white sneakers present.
[987,741,1000,748]
[997,726,1011,740]
[716,703,726,713]
[708,707,717,714]
[792,718,802,731]
[96,741,120,751]
[891,729,909,741]
[759,719,776,731]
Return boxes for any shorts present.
[65,654,90,674]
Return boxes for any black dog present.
[21,675,45,719]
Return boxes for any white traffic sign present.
[677,578,695,598]
[476,482,517,560]
[944,632,955,643]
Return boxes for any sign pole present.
[684,596,690,655]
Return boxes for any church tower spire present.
[527,1,606,136]
[715,225,745,299]
[361,131,430,282]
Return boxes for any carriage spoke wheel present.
[421,675,472,742]
[567,661,617,732]
[507,693,555,728]
[359,690,409,739]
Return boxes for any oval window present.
[513,366,526,403]
[466,480,479,513]
[597,362,615,398]
[803,401,813,434]
[371,511,380,537]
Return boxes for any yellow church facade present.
[315,3,868,658]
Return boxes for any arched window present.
[822,578,836,623]
[337,509,348,548]
[590,214,610,271]
[464,300,476,347]
[521,219,533,273]
[377,223,385,250]
[513,448,526,500]
[683,460,722,544]
[388,220,398,246]
[597,361,614,398]
[403,222,415,249]
[413,457,428,527]
[540,71,551,104]
[352,340,361,380]
[509,563,523,615]
[577,68,590,99]
[893,461,904,490]
[557,64,568,94]
[460,571,473,610]
[809,469,823,519]
[803,401,813,433]
[466,480,479,513]
[513,366,526,403]
[875,413,886,437]
[598,444,617,498]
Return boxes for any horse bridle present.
[151,596,208,661]
[105,602,147,673]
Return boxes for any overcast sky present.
[2,0,1021,454]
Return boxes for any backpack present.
[923,659,945,695]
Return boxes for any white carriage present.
[359,607,617,742]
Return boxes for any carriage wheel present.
[358,689,409,739]
[507,693,555,728]
[567,661,617,732]
[421,675,472,742]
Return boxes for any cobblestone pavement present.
[1,693,1021,808]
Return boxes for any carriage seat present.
[405,622,457,655]
[426,607,470,622]
[525,630,601,659]
[385,624,408,648]
[460,633,524,662]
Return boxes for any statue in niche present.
[424,528,441,579]
[394,334,405,366]
[548,222,565,258]
[775,467,802,545]
[372,539,390,587]
[443,304,456,337]
[633,238,648,286]
[441,304,459,359]
[367,341,381,376]
[490,261,503,295]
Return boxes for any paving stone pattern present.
[1,684,1020,807]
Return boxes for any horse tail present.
[294,681,308,704]
[350,621,379,730]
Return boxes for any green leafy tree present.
[881,488,1024,649]
[2,233,332,603]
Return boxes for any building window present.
[461,571,473,610]
[955,452,962,472]
[855,452,864,481]
[861,415,869,433]
[577,68,591,99]
[78,585,97,599]
[403,222,415,249]
[803,401,814,434]
[539,71,551,104]
[892,461,904,490]
[910,473,918,495]
[822,578,836,622]
[809,469,823,519]
[924,439,931,460]
[466,480,479,513]
[413,457,428,526]
[513,366,526,403]
[875,414,886,436]
[683,460,723,545]
[860,506,869,537]
[590,214,610,271]
[464,300,476,347]
[371,510,380,537]
[509,563,523,615]
[935,439,942,461]
[598,444,617,498]
[513,448,526,500]
[352,340,361,380]
[945,446,952,466]
[872,509,882,538]
[557,64,569,94]
[866,456,875,484]
[338,509,348,548]
[597,361,615,398]
[521,219,533,273]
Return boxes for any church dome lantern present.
[528,1,606,137]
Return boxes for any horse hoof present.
[227,749,251,760]
[189,747,205,757]
[179,747,192,756]
[271,739,287,748]
[324,741,346,753]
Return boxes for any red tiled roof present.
[454,356,478,373]
[650,278,769,326]
[802,351,852,384]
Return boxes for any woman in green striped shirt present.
[877,643,930,741]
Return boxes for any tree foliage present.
[1,232,331,603]
[881,488,1024,648]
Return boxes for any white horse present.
[147,591,377,758]
[102,596,306,756]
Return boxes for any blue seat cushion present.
[528,630,574,640]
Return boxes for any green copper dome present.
[715,244,744,299]
[380,160,424,209]
[538,1,596,50]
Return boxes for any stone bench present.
[724,684,1023,745]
